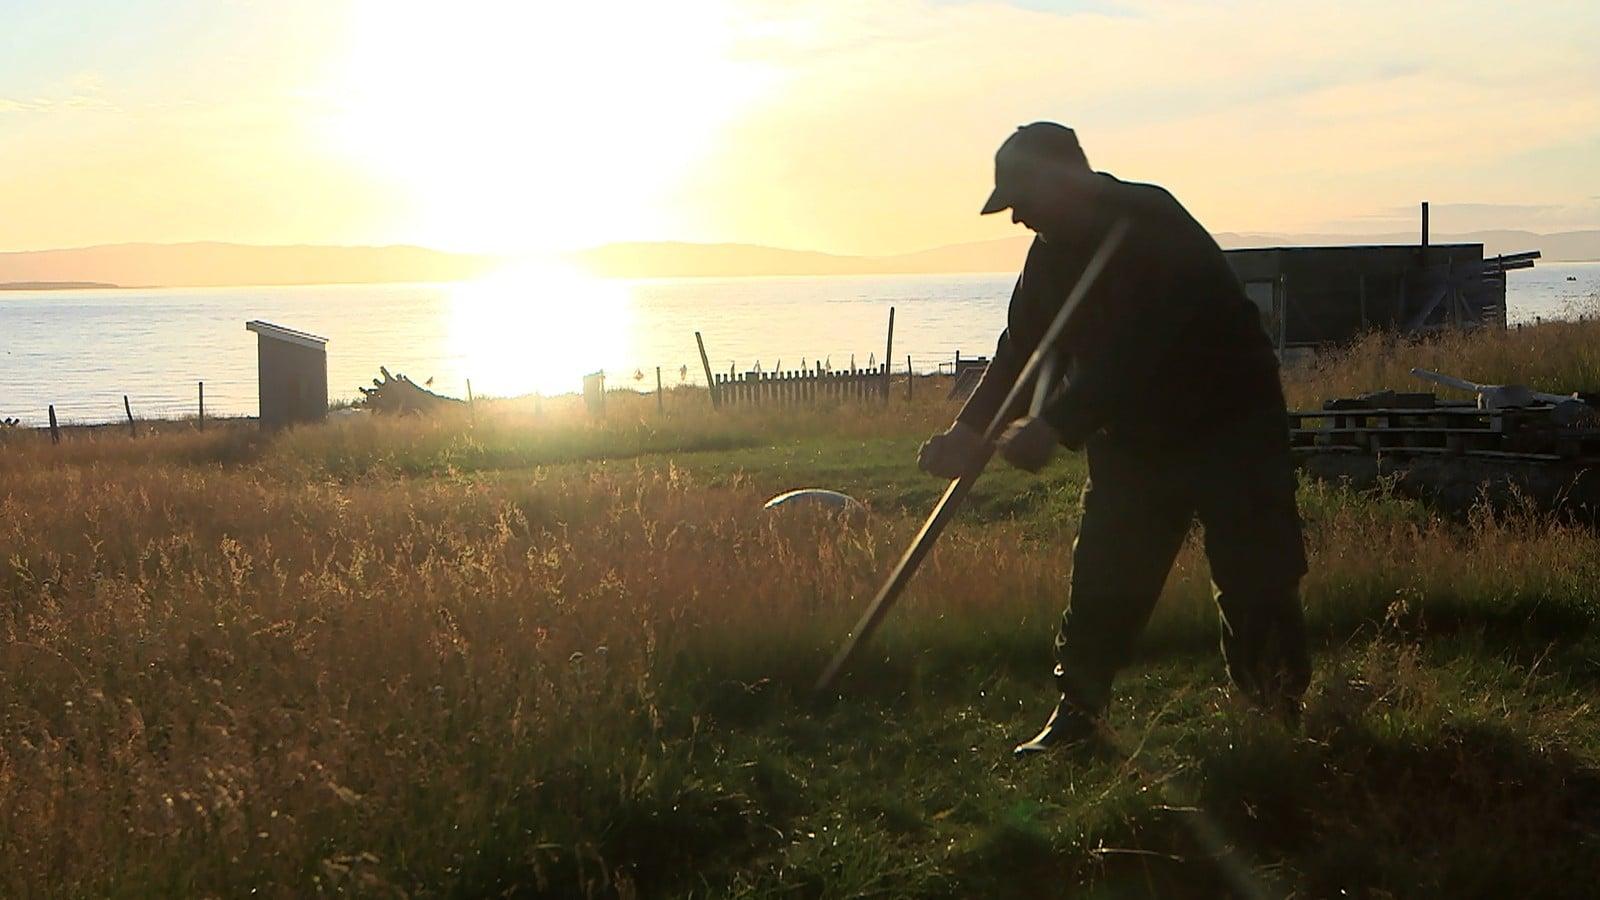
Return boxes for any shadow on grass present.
[1192,715,1600,898]
[645,617,1600,898]
[813,702,1600,899]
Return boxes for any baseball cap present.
[980,122,1089,215]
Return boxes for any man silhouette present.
[918,123,1311,756]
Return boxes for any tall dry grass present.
[0,444,1062,893]
[1283,315,1600,409]
[4,318,1600,894]
[5,424,1599,893]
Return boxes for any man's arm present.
[952,327,1020,433]
[952,237,1057,432]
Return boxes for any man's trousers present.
[1053,412,1311,714]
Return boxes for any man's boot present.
[1013,695,1100,758]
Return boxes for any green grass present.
[5,322,1600,897]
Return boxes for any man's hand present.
[996,416,1061,472]
[918,422,984,479]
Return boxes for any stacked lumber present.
[1289,386,1600,519]
[1289,393,1600,463]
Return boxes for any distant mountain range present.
[0,230,1594,288]
[0,242,497,289]
[571,230,1600,279]
[0,280,120,291]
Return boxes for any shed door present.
[1242,279,1282,346]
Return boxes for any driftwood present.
[1411,367,1585,421]
[358,367,465,415]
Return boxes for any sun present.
[446,259,635,398]
[327,0,777,254]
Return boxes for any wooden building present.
[1223,243,1540,350]
[1224,205,1539,350]
[245,320,328,428]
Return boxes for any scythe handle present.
[815,219,1130,694]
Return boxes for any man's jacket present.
[955,174,1286,450]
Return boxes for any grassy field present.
[4,317,1600,897]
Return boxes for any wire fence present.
[0,355,990,429]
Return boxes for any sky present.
[1,0,1597,257]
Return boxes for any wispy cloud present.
[1388,203,1559,217]
[1322,200,1600,233]
[937,0,1142,15]
[689,0,1600,252]
[0,74,117,114]
[0,0,1595,253]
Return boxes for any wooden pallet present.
[1289,394,1600,462]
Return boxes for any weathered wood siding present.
[1225,243,1499,346]
[256,337,328,428]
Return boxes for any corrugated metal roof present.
[1226,243,1482,254]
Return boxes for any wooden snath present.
[815,220,1131,694]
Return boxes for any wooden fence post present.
[48,405,60,445]
[906,355,914,402]
[695,331,720,409]
[198,381,206,431]
[466,379,476,425]
[656,366,664,415]
[883,306,895,402]
[124,395,136,438]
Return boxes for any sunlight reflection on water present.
[446,263,637,398]
[1,261,1594,425]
